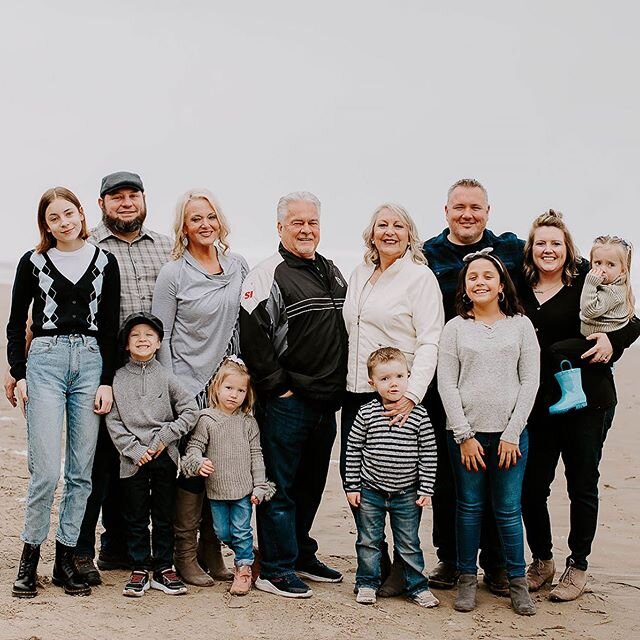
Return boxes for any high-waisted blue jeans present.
[448,430,528,578]
[23,335,102,547]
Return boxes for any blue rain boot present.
[549,360,587,415]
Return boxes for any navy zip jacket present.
[239,244,348,409]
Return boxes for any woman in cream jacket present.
[341,202,444,593]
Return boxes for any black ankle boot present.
[12,543,41,598]
[52,541,91,596]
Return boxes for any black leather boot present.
[52,541,91,596]
[12,543,40,598]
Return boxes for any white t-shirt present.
[48,242,95,284]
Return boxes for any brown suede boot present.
[526,558,555,592]
[229,565,252,596]
[197,501,233,581]
[174,488,215,586]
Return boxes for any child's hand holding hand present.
[198,458,214,477]
[152,442,166,458]
[138,450,153,466]
[416,495,431,508]
[94,385,113,415]
[250,495,260,505]
[346,492,361,508]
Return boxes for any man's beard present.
[101,207,146,234]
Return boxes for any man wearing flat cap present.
[73,171,173,584]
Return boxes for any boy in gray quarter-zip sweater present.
[106,312,198,595]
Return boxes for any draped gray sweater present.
[181,408,275,502]
[106,357,198,478]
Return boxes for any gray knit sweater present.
[437,315,540,445]
[580,272,630,336]
[181,408,275,502]
[106,357,198,478]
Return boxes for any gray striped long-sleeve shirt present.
[344,398,437,496]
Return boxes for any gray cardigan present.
[106,357,198,478]
[152,250,249,396]
[580,272,630,336]
[181,408,275,503]
[437,314,540,445]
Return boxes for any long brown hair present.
[455,253,523,319]
[36,187,89,253]
[522,209,581,287]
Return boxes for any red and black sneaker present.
[151,568,187,595]
[123,570,150,597]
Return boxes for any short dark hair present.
[455,254,523,319]
[366,347,407,378]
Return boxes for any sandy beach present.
[0,282,638,640]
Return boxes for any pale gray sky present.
[2,1,639,284]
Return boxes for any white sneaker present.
[410,589,440,608]
[356,587,377,605]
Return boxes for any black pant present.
[424,387,505,570]
[256,395,336,577]
[122,450,177,571]
[339,391,377,485]
[522,406,615,571]
[75,418,127,558]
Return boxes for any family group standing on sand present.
[6,173,639,617]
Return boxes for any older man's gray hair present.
[276,191,321,222]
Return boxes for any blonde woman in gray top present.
[437,250,539,616]
[152,189,248,586]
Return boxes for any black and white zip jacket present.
[239,244,348,409]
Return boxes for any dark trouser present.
[522,406,615,571]
[256,395,336,579]
[549,337,602,370]
[424,386,505,570]
[448,431,528,578]
[75,418,127,559]
[339,391,376,485]
[122,450,177,571]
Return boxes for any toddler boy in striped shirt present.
[345,347,437,608]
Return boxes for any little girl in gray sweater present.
[181,357,275,596]
[437,250,539,617]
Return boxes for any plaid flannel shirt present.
[90,222,172,326]
[422,228,525,320]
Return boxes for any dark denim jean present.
[425,387,506,571]
[355,486,429,596]
[448,430,528,578]
[522,407,615,571]
[256,395,336,579]
[75,417,127,558]
[122,450,177,571]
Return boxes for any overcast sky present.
[2,1,639,285]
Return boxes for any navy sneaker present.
[296,560,343,583]
[255,574,313,598]
[123,570,150,597]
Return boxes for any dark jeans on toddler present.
[355,486,430,596]
[122,450,177,571]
